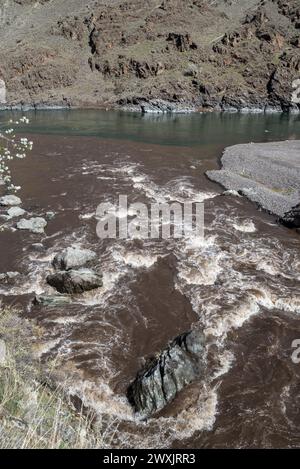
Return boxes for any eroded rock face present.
[127,329,206,418]
[120,97,196,113]
[166,33,197,52]
[280,204,300,228]
[46,268,103,294]
[1,0,300,111]
[52,247,97,270]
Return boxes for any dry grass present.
[0,305,115,449]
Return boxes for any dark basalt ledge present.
[0,103,71,111]
[1,101,299,115]
[119,97,300,115]
[127,330,206,418]
[206,140,300,227]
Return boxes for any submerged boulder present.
[31,243,46,252]
[52,247,97,270]
[45,211,55,220]
[280,204,300,228]
[33,294,72,306]
[46,268,103,294]
[127,329,206,418]
[17,217,47,234]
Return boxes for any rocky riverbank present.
[0,1,299,113]
[0,305,109,449]
[206,140,300,228]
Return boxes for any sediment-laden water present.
[1,110,300,448]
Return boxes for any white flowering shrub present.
[0,116,33,192]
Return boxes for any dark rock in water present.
[127,329,205,418]
[33,294,72,306]
[46,268,103,294]
[52,247,97,270]
[280,204,300,228]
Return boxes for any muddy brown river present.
[1,110,300,448]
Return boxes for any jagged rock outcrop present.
[46,268,103,294]
[127,329,206,417]
[90,57,167,79]
[52,17,85,43]
[119,97,196,113]
[166,33,197,52]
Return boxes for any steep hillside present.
[0,0,299,111]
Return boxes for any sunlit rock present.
[52,247,97,270]
[17,217,47,234]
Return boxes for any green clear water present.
[1,109,300,147]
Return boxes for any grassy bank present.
[0,305,108,449]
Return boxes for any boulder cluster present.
[0,194,49,233]
[45,247,102,296]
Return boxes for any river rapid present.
[1,110,300,448]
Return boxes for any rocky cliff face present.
[0,0,299,111]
